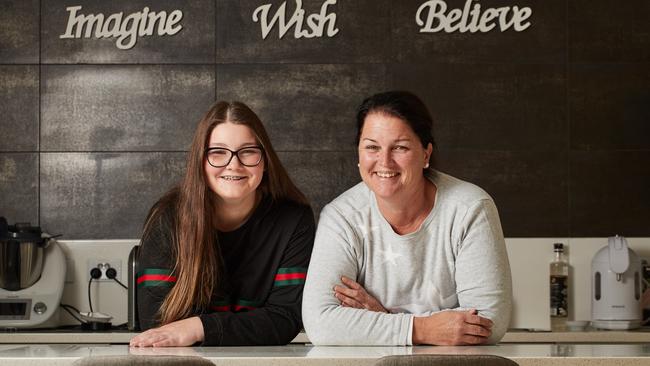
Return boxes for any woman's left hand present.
[334,276,388,313]
[129,316,205,347]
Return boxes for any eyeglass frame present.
[205,146,265,168]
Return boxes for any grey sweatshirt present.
[302,170,512,345]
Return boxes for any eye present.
[364,145,380,151]
[393,145,409,152]
[239,148,259,157]
[208,149,228,156]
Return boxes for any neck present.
[376,177,436,235]
[214,191,260,232]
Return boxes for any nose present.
[377,149,392,166]
[226,153,243,169]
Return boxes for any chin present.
[368,184,401,200]
[217,190,253,201]
[373,189,400,201]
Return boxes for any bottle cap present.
[554,243,564,251]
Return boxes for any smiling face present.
[358,112,432,201]
[204,122,265,205]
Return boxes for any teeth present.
[376,172,398,178]
[221,176,245,181]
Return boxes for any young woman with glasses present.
[130,101,314,347]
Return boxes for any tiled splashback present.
[1,0,649,239]
[58,237,650,330]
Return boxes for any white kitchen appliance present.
[591,235,643,330]
[0,218,66,328]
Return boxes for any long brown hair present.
[142,101,307,325]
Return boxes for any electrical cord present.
[60,303,81,313]
[87,278,94,313]
[88,267,102,313]
[113,278,128,290]
[59,304,86,324]
[105,267,128,290]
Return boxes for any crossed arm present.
[303,201,511,346]
[334,276,494,345]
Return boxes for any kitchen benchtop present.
[2,329,650,344]
[2,344,650,366]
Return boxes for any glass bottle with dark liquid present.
[550,243,568,331]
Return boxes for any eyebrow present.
[208,142,258,149]
[362,138,412,143]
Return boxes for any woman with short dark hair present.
[131,101,314,347]
[303,91,512,346]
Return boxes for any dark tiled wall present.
[0,0,649,239]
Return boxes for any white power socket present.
[87,259,122,282]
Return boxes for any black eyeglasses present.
[205,147,264,168]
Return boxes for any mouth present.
[220,175,247,181]
[374,171,400,178]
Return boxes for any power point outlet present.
[87,259,122,282]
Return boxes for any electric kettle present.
[591,236,643,330]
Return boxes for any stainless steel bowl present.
[0,240,44,291]
[0,219,49,291]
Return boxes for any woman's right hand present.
[129,316,205,347]
[412,309,493,345]
[334,276,388,313]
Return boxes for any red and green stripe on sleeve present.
[210,298,262,312]
[273,267,307,287]
[137,268,176,288]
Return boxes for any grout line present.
[37,0,42,227]
[27,150,354,154]
[218,0,219,103]
[565,0,571,238]
[35,150,190,154]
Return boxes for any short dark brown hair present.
[356,91,437,168]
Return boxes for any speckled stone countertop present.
[1,344,650,366]
[2,330,650,344]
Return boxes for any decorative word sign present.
[59,6,183,50]
[416,0,532,33]
[252,0,339,39]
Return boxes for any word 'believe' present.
[416,0,532,33]
[59,6,183,50]
[252,0,338,39]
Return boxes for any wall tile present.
[216,64,388,151]
[437,149,569,237]
[42,0,214,63]
[570,151,650,237]
[278,151,360,218]
[0,66,39,151]
[0,0,647,242]
[41,65,215,151]
[391,0,566,64]
[40,153,186,239]
[570,63,650,150]
[569,0,650,62]
[0,153,38,225]
[216,0,391,63]
[0,0,39,63]
[392,63,567,151]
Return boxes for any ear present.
[425,143,433,165]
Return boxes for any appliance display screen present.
[0,300,30,320]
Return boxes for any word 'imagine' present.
[252,0,339,39]
[416,0,532,33]
[59,6,183,50]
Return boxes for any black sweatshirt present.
[136,195,315,345]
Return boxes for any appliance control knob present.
[33,302,47,315]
